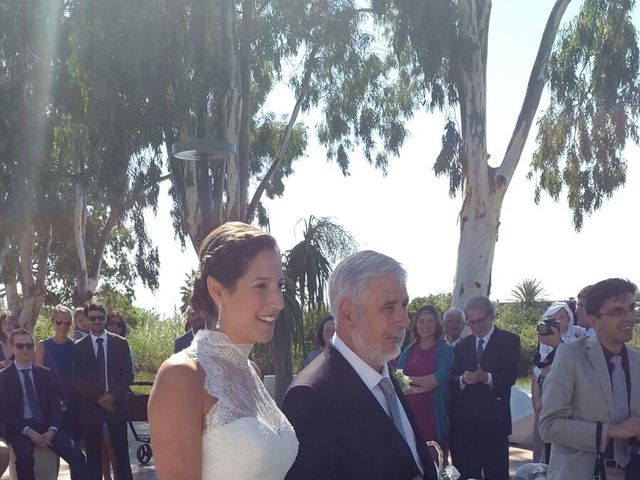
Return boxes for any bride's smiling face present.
[210,248,285,344]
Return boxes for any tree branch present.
[496,0,572,187]
[245,44,319,223]
[34,223,52,294]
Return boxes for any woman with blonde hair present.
[35,305,79,439]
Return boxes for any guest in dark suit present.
[72,302,133,480]
[0,328,86,480]
[283,250,438,480]
[173,306,206,353]
[449,295,520,480]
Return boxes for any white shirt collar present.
[14,360,33,371]
[90,331,108,343]
[477,324,495,346]
[331,334,390,391]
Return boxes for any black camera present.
[537,319,559,336]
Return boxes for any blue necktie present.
[378,377,409,445]
[21,369,44,425]
[476,338,484,363]
[610,355,630,466]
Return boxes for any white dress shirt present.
[331,334,423,473]
[14,361,57,434]
[90,331,109,391]
[14,361,38,421]
[460,325,495,389]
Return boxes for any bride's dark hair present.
[189,222,279,317]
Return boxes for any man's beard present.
[352,320,405,369]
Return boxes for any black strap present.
[594,422,606,480]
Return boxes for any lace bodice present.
[185,329,298,479]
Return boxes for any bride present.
[148,222,298,479]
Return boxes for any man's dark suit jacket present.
[0,364,62,441]
[450,326,520,439]
[282,344,438,480]
[173,329,195,353]
[72,333,133,426]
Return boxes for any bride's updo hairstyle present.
[189,222,279,318]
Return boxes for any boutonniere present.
[392,368,411,392]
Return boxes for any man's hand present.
[404,385,428,395]
[463,365,489,385]
[26,429,48,448]
[538,327,561,348]
[41,429,56,447]
[98,393,117,413]
[608,415,640,439]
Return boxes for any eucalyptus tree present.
[44,0,171,306]
[163,0,421,250]
[0,0,68,329]
[384,0,639,307]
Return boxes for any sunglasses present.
[55,320,72,326]
[14,342,35,350]
[107,321,124,328]
[88,315,106,322]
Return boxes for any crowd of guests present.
[0,303,135,480]
[296,278,639,480]
[1,222,639,480]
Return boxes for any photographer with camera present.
[531,313,563,463]
[539,278,640,480]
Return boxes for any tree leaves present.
[530,0,640,230]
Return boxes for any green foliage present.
[91,284,153,329]
[283,216,357,311]
[530,0,640,229]
[407,292,452,320]
[510,279,548,308]
[127,314,184,373]
[33,312,55,341]
[495,303,546,378]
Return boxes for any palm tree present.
[272,216,357,404]
[179,270,197,314]
[510,278,547,307]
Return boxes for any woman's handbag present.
[593,422,626,480]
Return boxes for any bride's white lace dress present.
[185,329,299,479]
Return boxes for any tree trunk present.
[73,171,91,305]
[16,225,52,331]
[451,0,571,309]
[219,0,243,223]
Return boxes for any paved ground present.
[1,422,157,480]
[2,434,532,479]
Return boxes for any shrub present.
[127,314,184,373]
[495,303,545,378]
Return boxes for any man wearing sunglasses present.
[0,328,87,479]
[72,302,134,480]
[540,278,640,480]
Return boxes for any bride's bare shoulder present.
[153,352,203,390]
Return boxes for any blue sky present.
[136,1,640,316]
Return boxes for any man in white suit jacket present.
[540,278,640,480]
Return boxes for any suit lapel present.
[9,364,25,417]
[627,346,640,413]
[586,336,614,418]
[326,346,420,472]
